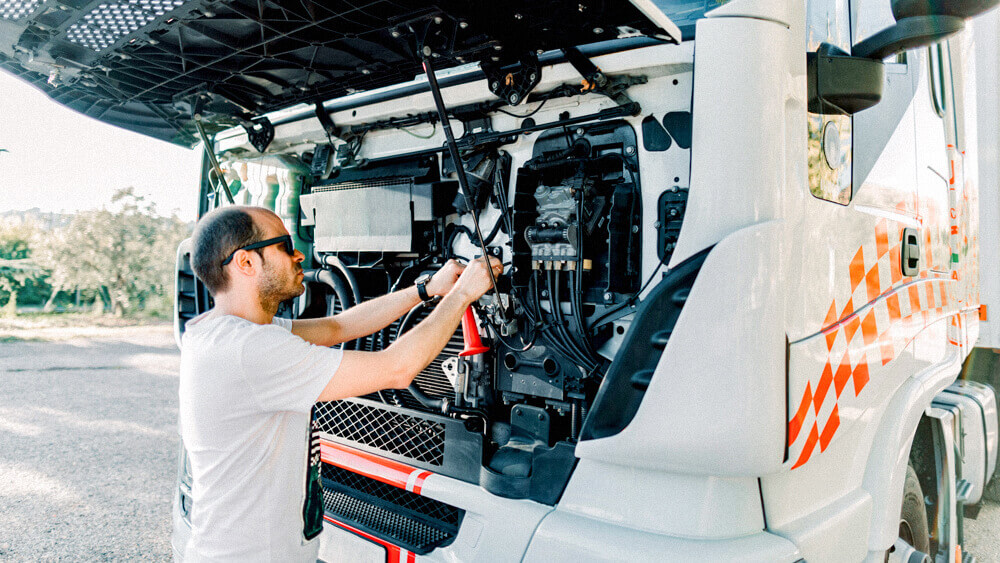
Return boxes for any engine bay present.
[288,117,645,502]
[172,44,696,503]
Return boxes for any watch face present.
[415,273,432,285]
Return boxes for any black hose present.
[322,254,365,350]
[569,269,598,359]
[394,303,447,412]
[549,270,596,368]
[302,268,357,350]
[532,270,594,370]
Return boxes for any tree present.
[36,187,191,316]
[0,221,46,313]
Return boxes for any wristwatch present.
[414,273,437,305]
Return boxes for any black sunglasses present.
[221,235,294,266]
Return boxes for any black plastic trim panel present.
[580,245,712,441]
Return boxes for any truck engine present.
[288,118,645,504]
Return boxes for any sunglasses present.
[221,235,295,266]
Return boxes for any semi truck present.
[3,0,1000,560]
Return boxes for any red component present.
[458,307,489,357]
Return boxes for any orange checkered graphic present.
[788,218,958,470]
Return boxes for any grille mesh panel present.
[314,400,445,465]
[311,178,411,193]
[322,488,454,554]
[323,464,462,527]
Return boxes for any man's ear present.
[231,249,258,277]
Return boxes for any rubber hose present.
[302,268,357,350]
[322,254,365,350]
[394,303,447,412]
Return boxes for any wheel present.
[899,463,931,555]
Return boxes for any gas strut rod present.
[194,116,235,205]
[421,52,506,318]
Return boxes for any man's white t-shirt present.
[179,314,343,562]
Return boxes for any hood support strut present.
[194,118,235,205]
[420,48,507,320]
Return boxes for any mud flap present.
[303,417,324,541]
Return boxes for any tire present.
[899,464,931,555]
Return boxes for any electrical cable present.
[495,97,549,119]
[397,122,437,139]
[534,270,595,370]
[549,270,597,368]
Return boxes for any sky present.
[0,70,203,221]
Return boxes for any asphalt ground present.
[0,325,997,561]
[0,325,179,561]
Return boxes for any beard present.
[258,256,304,310]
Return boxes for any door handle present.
[901,227,920,277]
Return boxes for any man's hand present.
[425,259,465,297]
[451,256,503,304]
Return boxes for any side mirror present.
[808,0,998,115]
[808,44,884,115]
[853,0,999,59]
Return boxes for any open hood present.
[0,0,689,148]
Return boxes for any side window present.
[806,0,853,204]
[849,0,919,214]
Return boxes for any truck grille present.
[322,464,463,555]
[314,400,445,466]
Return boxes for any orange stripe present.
[852,362,870,395]
[861,311,878,346]
[841,298,855,322]
[791,423,819,469]
[890,245,902,283]
[412,471,432,495]
[908,285,921,313]
[320,440,424,492]
[924,283,935,309]
[879,330,894,366]
[813,365,833,413]
[845,316,861,342]
[819,405,840,452]
[887,293,901,322]
[875,220,889,259]
[834,352,852,397]
[849,248,866,291]
[789,382,813,446]
[865,266,881,302]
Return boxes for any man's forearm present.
[381,288,473,387]
[290,284,421,347]
[332,285,422,341]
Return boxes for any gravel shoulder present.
[0,324,179,561]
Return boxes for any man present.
[179,205,501,562]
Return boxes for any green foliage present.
[0,222,47,311]
[33,187,191,316]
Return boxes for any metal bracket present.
[481,52,542,106]
[241,116,275,153]
[563,46,646,111]
[314,101,340,141]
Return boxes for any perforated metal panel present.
[314,400,445,466]
[0,0,39,20]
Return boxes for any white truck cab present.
[4,0,999,560]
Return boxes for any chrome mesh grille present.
[314,400,445,466]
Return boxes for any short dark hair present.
[191,207,263,295]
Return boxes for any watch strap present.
[416,281,432,303]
